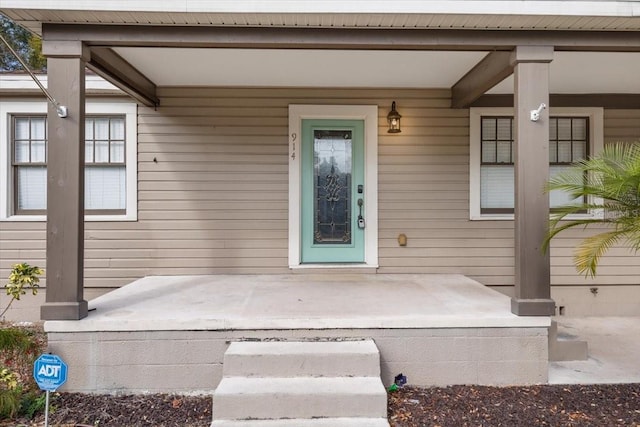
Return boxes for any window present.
[84,117,126,213]
[480,117,515,214]
[548,117,589,209]
[470,107,604,219]
[1,101,137,221]
[12,116,47,214]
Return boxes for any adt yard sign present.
[33,354,68,391]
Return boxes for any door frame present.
[288,104,378,268]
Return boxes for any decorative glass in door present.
[301,120,364,263]
[313,130,352,245]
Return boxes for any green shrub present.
[2,262,43,319]
[0,367,20,418]
[20,389,47,419]
[0,263,45,420]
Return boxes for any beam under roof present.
[88,47,158,107]
[451,51,513,108]
[42,25,640,52]
[471,94,640,109]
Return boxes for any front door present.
[301,119,365,263]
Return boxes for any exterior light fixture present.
[530,103,547,122]
[387,101,402,133]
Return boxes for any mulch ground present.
[4,383,639,426]
[388,384,640,427]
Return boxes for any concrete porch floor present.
[44,274,552,393]
[45,274,549,332]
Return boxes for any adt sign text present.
[34,354,68,391]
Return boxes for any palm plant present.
[543,142,640,276]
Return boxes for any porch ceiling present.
[113,48,487,88]
[112,48,640,94]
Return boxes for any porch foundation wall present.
[47,327,548,394]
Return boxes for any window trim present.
[469,107,604,221]
[0,101,137,222]
[288,104,379,268]
[11,114,48,215]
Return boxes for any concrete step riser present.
[211,418,390,427]
[213,388,387,420]
[224,353,380,378]
[548,320,588,361]
[223,341,380,378]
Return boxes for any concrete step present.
[549,320,588,361]
[211,418,390,427]
[223,340,380,378]
[213,376,388,420]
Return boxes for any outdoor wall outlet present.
[398,234,407,247]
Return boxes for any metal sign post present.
[33,354,68,427]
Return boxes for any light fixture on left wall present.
[387,101,402,133]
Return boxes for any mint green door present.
[301,119,365,263]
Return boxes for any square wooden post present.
[40,41,89,320]
[510,46,556,316]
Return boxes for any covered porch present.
[0,2,638,399]
[1,3,638,324]
[45,273,550,393]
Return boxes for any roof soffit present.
[2,0,640,34]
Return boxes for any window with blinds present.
[85,117,126,213]
[12,115,126,215]
[480,116,588,214]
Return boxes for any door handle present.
[357,198,365,229]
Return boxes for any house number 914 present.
[291,133,297,160]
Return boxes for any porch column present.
[40,41,89,320]
[510,46,556,316]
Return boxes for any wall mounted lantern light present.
[387,101,402,133]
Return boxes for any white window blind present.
[85,167,126,210]
[480,166,514,210]
[17,167,47,210]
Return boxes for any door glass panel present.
[313,129,352,244]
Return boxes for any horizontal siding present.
[544,109,640,286]
[376,90,512,284]
[604,109,640,144]
[1,88,638,293]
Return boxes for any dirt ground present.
[4,383,638,426]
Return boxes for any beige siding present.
[376,91,511,284]
[1,88,638,295]
[547,110,640,288]
[604,109,640,144]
